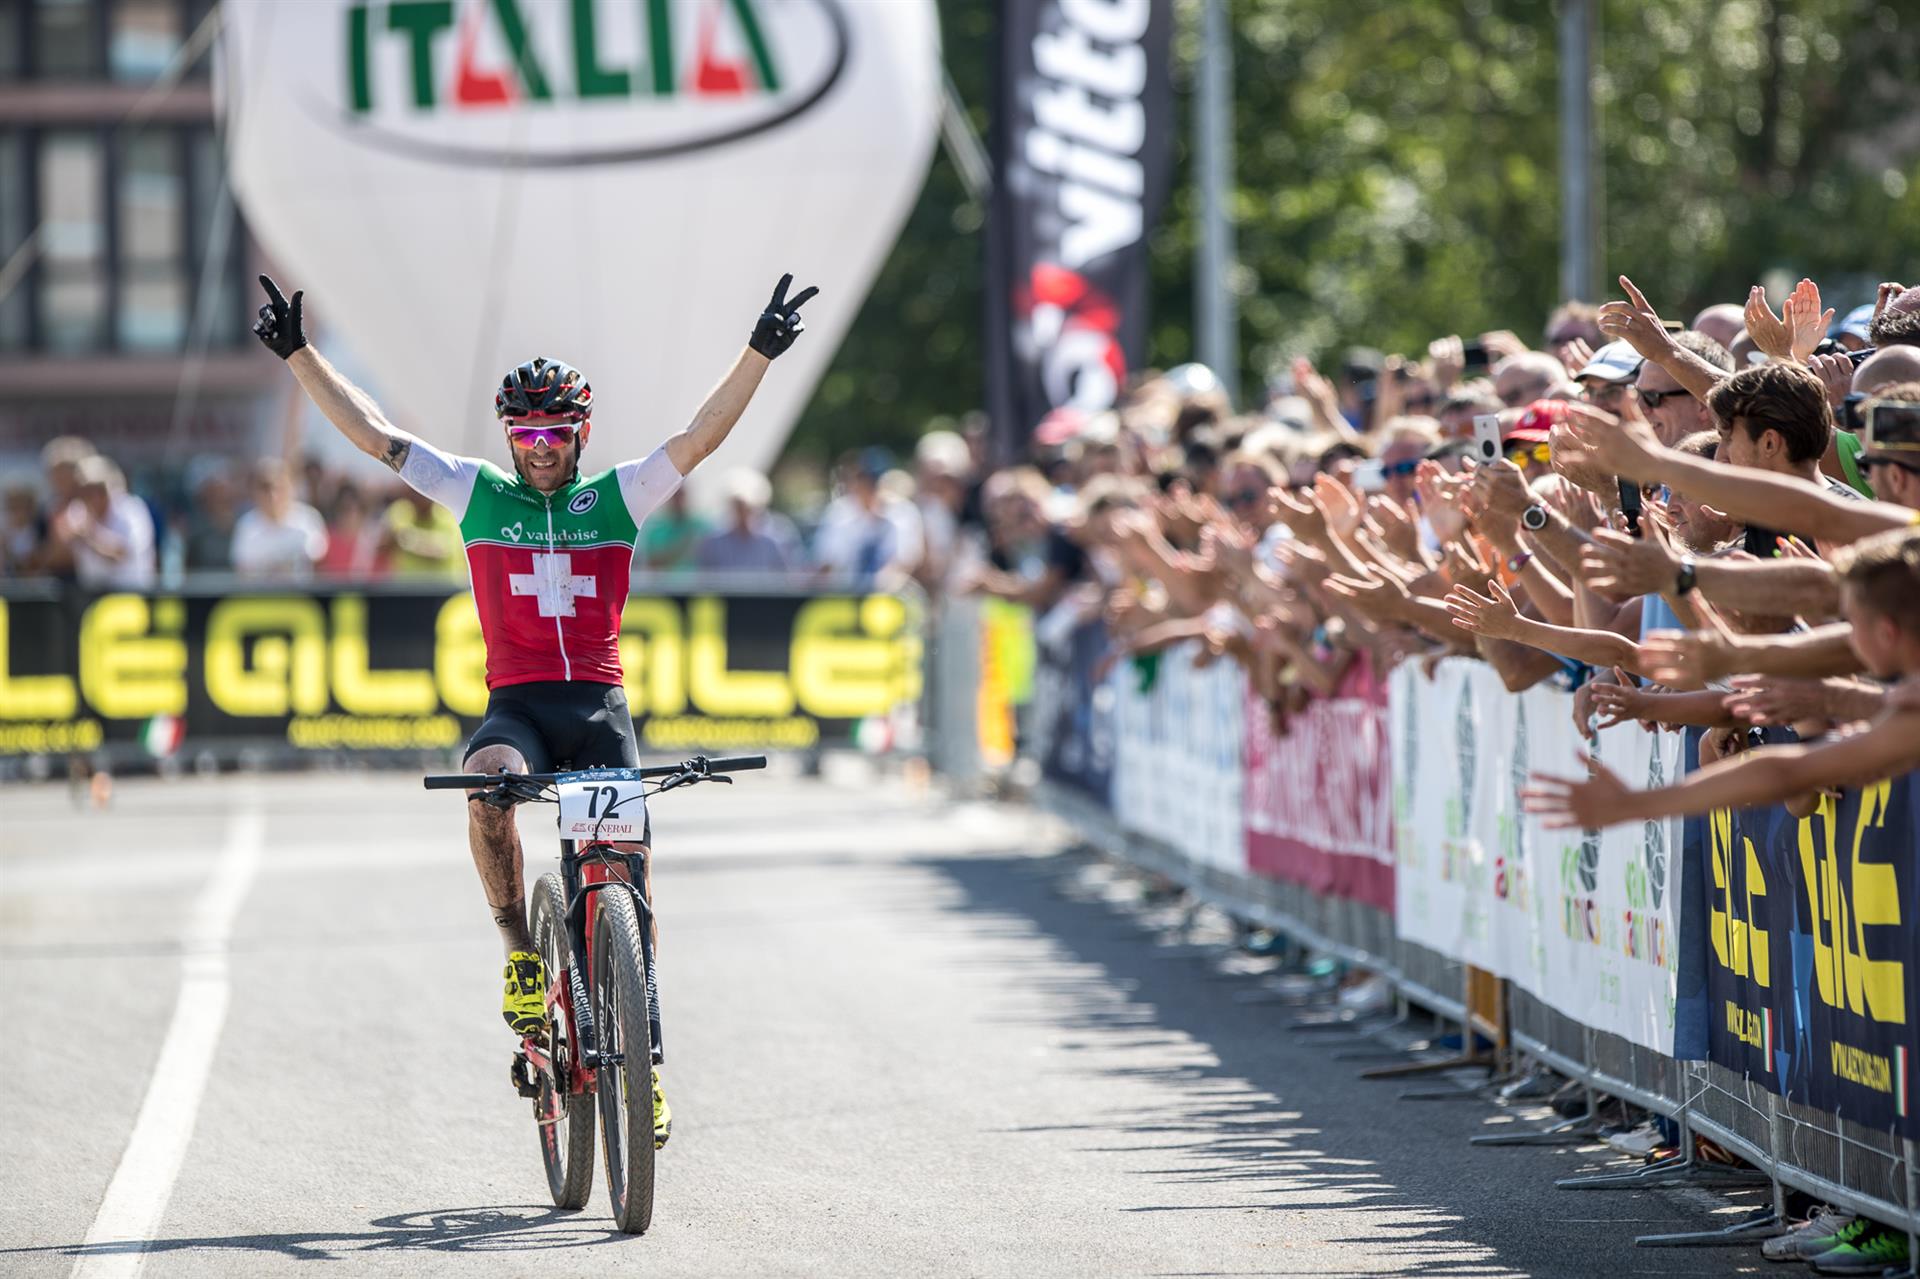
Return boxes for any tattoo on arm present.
[381,436,411,473]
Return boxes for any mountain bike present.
[424,754,766,1234]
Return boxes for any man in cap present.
[1574,340,1643,415]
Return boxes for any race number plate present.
[556,775,647,842]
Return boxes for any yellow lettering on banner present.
[688,597,792,717]
[790,595,907,718]
[0,598,77,719]
[1801,786,1906,1024]
[434,594,489,716]
[619,598,684,715]
[329,595,436,715]
[204,596,327,716]
[79,595,187,718]
[1848,781,1905,1023]
[1708,808,1769,986]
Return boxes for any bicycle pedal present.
[510,1052,541,1099]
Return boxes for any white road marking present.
[71,808,265,1279]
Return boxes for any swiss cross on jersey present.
[509,552,598,617]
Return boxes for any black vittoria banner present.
[1683,759,1920,1135]
[0,583,920,763]
[985,0,1174,462]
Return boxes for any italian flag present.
[140,714,184,758]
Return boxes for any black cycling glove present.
[748,273,819,359]
[252,274,307,359]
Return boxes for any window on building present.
[189,130,244,347]
[117,132,186,350]
[38,131,108,352]
[33,0,102,78]
[110,0,182,82]
[0,135,27,351]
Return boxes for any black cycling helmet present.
[494,356,593,424]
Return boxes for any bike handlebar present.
[423,755,768,790]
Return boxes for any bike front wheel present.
[530,873,595,1209]
[593,888,656,1234]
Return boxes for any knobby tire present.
[530,873,595,1209]
[594,888,656,1234]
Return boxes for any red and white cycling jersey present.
[398,438,682,688]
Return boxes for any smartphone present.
[1352,460,1386,493]
[1617,477,1643,539]
[1472,413,1503,466]
[1847,345,1879,367]
[1460,339,1490,372]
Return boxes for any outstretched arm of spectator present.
[1580,529,1842,617]
[1445,580,1646,674]
[1524,708,1920,829]
[1596,277,1727,401]
[1589,681,1739,730]
[1637,620,1860,686]
[1559,406,1912,547]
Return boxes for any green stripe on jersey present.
[458,461,640,551]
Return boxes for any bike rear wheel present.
[593,888,656,1234]
[530,873,595,1209]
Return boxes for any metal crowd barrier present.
[920,602,1920,1256]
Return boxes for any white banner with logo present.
[1111,644,1244,874]
[1392,660,1680,1054]
[221,0,940,481]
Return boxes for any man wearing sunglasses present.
[251,272,817,1128]
[1632,330,1733,447]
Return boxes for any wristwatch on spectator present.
[1520,504,1548,532]
[1675,556,1697,595]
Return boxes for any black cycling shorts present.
[465,680,641,774]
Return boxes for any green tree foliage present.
[784,0,1920,461]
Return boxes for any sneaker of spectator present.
[1805,1221,1908,1275]
[695,468,800,576]
[232,459,327,581]
[1763,1207,1856,1262]
[59,455,157,591]
[1601,1121,1663,1158]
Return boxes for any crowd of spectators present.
[943,273,1920,1271]
[0,432,992,590]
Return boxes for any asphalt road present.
[3,764,1764,1277]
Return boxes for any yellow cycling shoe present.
[653,1067,672,1149]
[501,951,548,1037]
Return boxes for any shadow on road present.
[914,848,1754,1278]
[11,1205,623,1265]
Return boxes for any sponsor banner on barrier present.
[1111,644,1243,873]
[1690,771,1920,1134]
[984,0,1173,458]
[1393,661,1680,1054]
[1243,653,1393,911]
[1029,611,1114,802]
[0,584,920,759]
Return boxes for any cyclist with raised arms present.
[252,272,816,1144]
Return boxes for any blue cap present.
[1832,303,1875,345]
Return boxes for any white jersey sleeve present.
[396,434,485,520]
[616,446,685,527]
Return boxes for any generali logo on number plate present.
[333,0,849,166]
